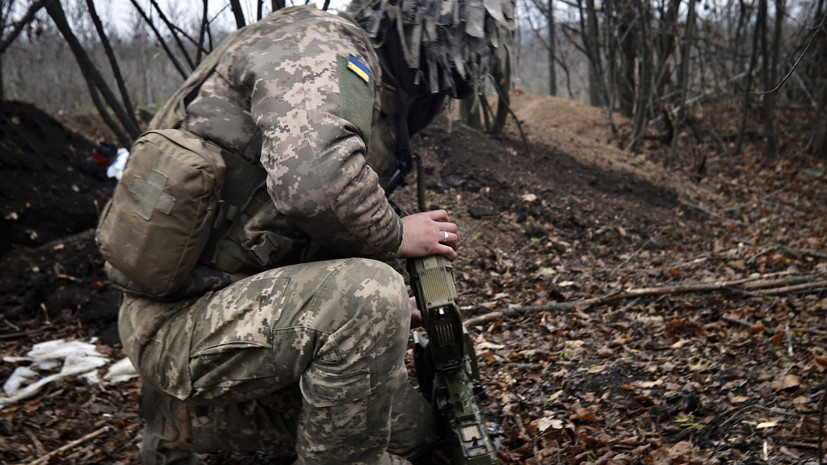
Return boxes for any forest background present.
[1,0,825,163]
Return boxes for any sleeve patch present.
[338,54,374,143]
[346,55,371,84]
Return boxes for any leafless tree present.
[0,0,47,100]
[44,0,136,146]
[1,0,824,163]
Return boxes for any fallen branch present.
[742,274,826,289]
[465,273,827,325]
[752,280,827,296]
[465,300,586,327]
[771,242,827,260]
[680,200,746,225]
[30,426,111,465]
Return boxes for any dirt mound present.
[510,88,626,142]
[0,101,116,253]
[0,102,119,343]
[507,89,721,209]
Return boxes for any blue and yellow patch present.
[338,54,374,141]
[346,55,371,85]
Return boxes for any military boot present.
[140,383,203,465]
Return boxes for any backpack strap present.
[199,150,267,268]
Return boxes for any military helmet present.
[347,0,515,96]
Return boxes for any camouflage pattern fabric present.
[347,0,516,95]
[120,258,434,463]
[184,381,433,459]
[183,5,402,262]
[117,6,436,463]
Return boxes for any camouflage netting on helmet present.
[347,0,515,95]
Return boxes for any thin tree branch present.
[30,426,111,465]
[0,0,47,56]
[84,0,140,133]
[149,0,195,71]
[752,10,826,96]
[127,0,188,79]
[44,0,136,144]
[195,0,209,64]
[487,74,531,156]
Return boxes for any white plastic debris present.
[104,357,140,384]
[2,366,38,396]
[106,147,130,180]
[0,338,138,409]
[8,338,102,364]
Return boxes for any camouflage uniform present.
[118,6,433,464]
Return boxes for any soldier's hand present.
[398,210,458,260]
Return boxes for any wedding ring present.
[443,231,449,242]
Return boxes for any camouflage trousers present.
[119,258,435,464]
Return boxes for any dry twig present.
[466,273,827,325]
[29,426,111,465]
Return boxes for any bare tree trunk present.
[810,1,827,157]
[526,0,557,96]
[758,0,772,156]
[88,84,130,147]
[44,0,135,146]
[628,0,652,152]
[0,0,46,99]
[196,0,209,64]
[229,0,246,29]
[654,0,681,100]
[580,0,605,107]
[671,0,696,159]
[603,0,621,137]
[733,0,749,94]
[547,0,556,96]
[762,0,784,158]
[736,0,764,155]
[481,93,492,130]
[84,0,139,132]
[617,0,636,117]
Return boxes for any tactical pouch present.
[96,129,226,297]
[199,150,329,275]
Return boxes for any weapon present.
[407,254,500,464]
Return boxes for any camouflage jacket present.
[182,6,401,263]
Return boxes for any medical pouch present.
[96,129,226,297]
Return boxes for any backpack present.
[97,7,324,298]
[97,6,367,297]
[96,129,226,297]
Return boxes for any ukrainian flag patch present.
[347,55,371,84]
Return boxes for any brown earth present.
[0,92,825,465]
